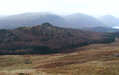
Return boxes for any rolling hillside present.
[0,38,119,75]
[0,23,115,54]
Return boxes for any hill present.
[0,23,115,54]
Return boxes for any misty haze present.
[0,0,119,75]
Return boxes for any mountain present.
[0,12,68,29]
[99,15,119,27]
[84,26,119,32]
[0,12,108,29]
[64,13,106,28]
[0,23,115,54]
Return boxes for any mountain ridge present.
[0,23,115,54]
[0,12,111,29]
[99,15,119,27]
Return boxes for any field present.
[0,39,119,75]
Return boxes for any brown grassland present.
[0,39,119,75]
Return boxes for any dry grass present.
[0,39,119,75]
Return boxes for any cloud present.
[0,0,118,16]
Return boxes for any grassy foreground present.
[0,39,119,75]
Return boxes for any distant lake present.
[113,26,119,29]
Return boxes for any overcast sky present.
[0,0,119,17]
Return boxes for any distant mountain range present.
[99,15,119,27]
[0,12,118,29]
[64,13,105,28]
[0,13,68,29]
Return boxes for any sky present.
[0,0,119,17]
